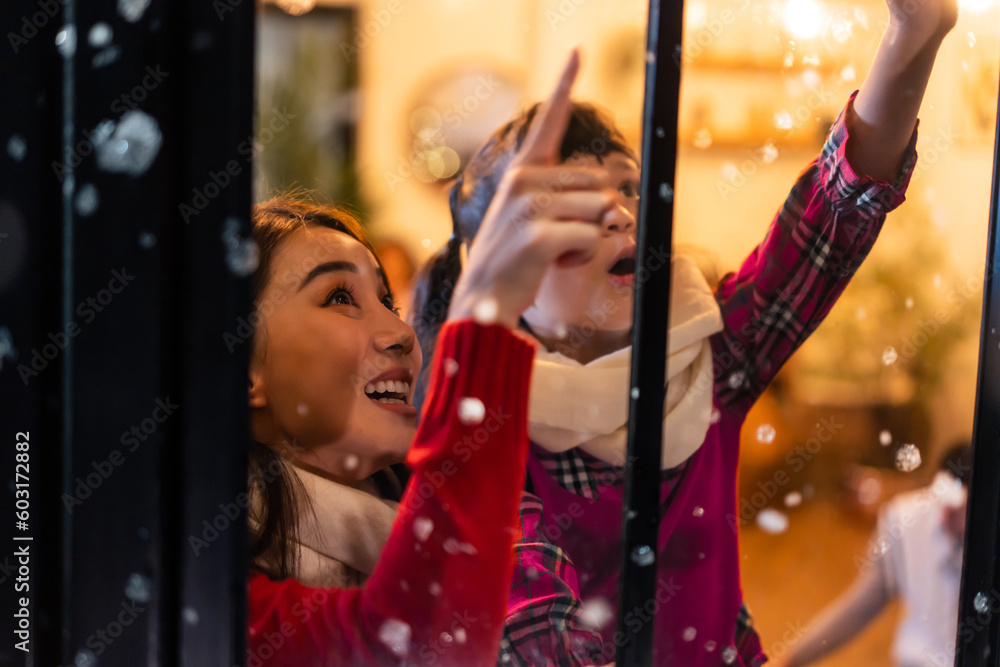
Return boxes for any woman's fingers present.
[528,219,601,267]
[513,49,579,167]
[505,164,610,195]
[517,190,616,225]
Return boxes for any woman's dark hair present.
[939,441,973,487]
[409,101,637,410]
[248,193,378,579]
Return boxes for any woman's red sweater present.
[247,321,534,666]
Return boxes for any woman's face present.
[248,225,421,483]
[522,151,641,361]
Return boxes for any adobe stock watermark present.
[853,464,971,576]
[672,0,752,69]
[594,577,684,663]
[725,415,845,533]
[188,439,305,557]
[180,106,297,224]
[16,267,135,385]
[222,237,348,353]
[241,580,477,667]
[339,0,409,62]
[61,397,180,513]
[934,588,1000,665]
[397,403,514,520]
[544,0,591,30]
[715,84,835,203]
[545,244,670,359]
[763,619,811,661]
[6,0,69,54]
[75,596,148,663]
[213,0,247,21]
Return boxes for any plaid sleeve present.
[713,92,919,409]
[736,602,769,666]
[499,492,607,666]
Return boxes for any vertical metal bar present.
[1,0,254,664]
[59,3,77,662]
[174,1,255,664]
[956,67,1000,667]
[616,0,684,665]
[0,2,67,666]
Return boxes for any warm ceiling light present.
[959,0,995,11]
[784,0,824,40]
[685,1,707,30]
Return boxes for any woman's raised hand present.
[886,0,957,42]
[448,49,617,329]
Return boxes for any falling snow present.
[473,297,498,324]
[413,517,433,542]
[580,598,614,629]
[88,23,113,47]
[125,573,152,603]
[7,135,26,162]
[895,443,922,473]
[222,218,260,277]
[119,0,152,23]
[728,372,745,389]
[756,508,789,534]
[378,619,411,658]
[631,545,655,567]
[693,128,713,149]
[458,397,486,425]
[75,184,99,217]
[94,110,163,177]
[56,26,77,58]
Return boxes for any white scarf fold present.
[528,256,723,470]
[256,465,399,589]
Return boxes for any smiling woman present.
[249,197,418,479]
[243,192,544,664]
[246,195,419,582]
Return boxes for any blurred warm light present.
[784,0,824,40]
[410,106,442,134]
[959,0,996,12]
[274,0,316,16]
[426,147,460,180]
[685,0,707,30]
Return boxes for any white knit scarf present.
[528,256,723,470]
[254,465,400,589]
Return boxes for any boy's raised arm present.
[847,0,957,181]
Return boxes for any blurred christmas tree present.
[788,194,979,407]
[255,6,365,214]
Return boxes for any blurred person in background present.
[775,442,972,667]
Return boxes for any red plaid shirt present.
[501,93,919,667]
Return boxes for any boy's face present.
[522,151,641,356]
